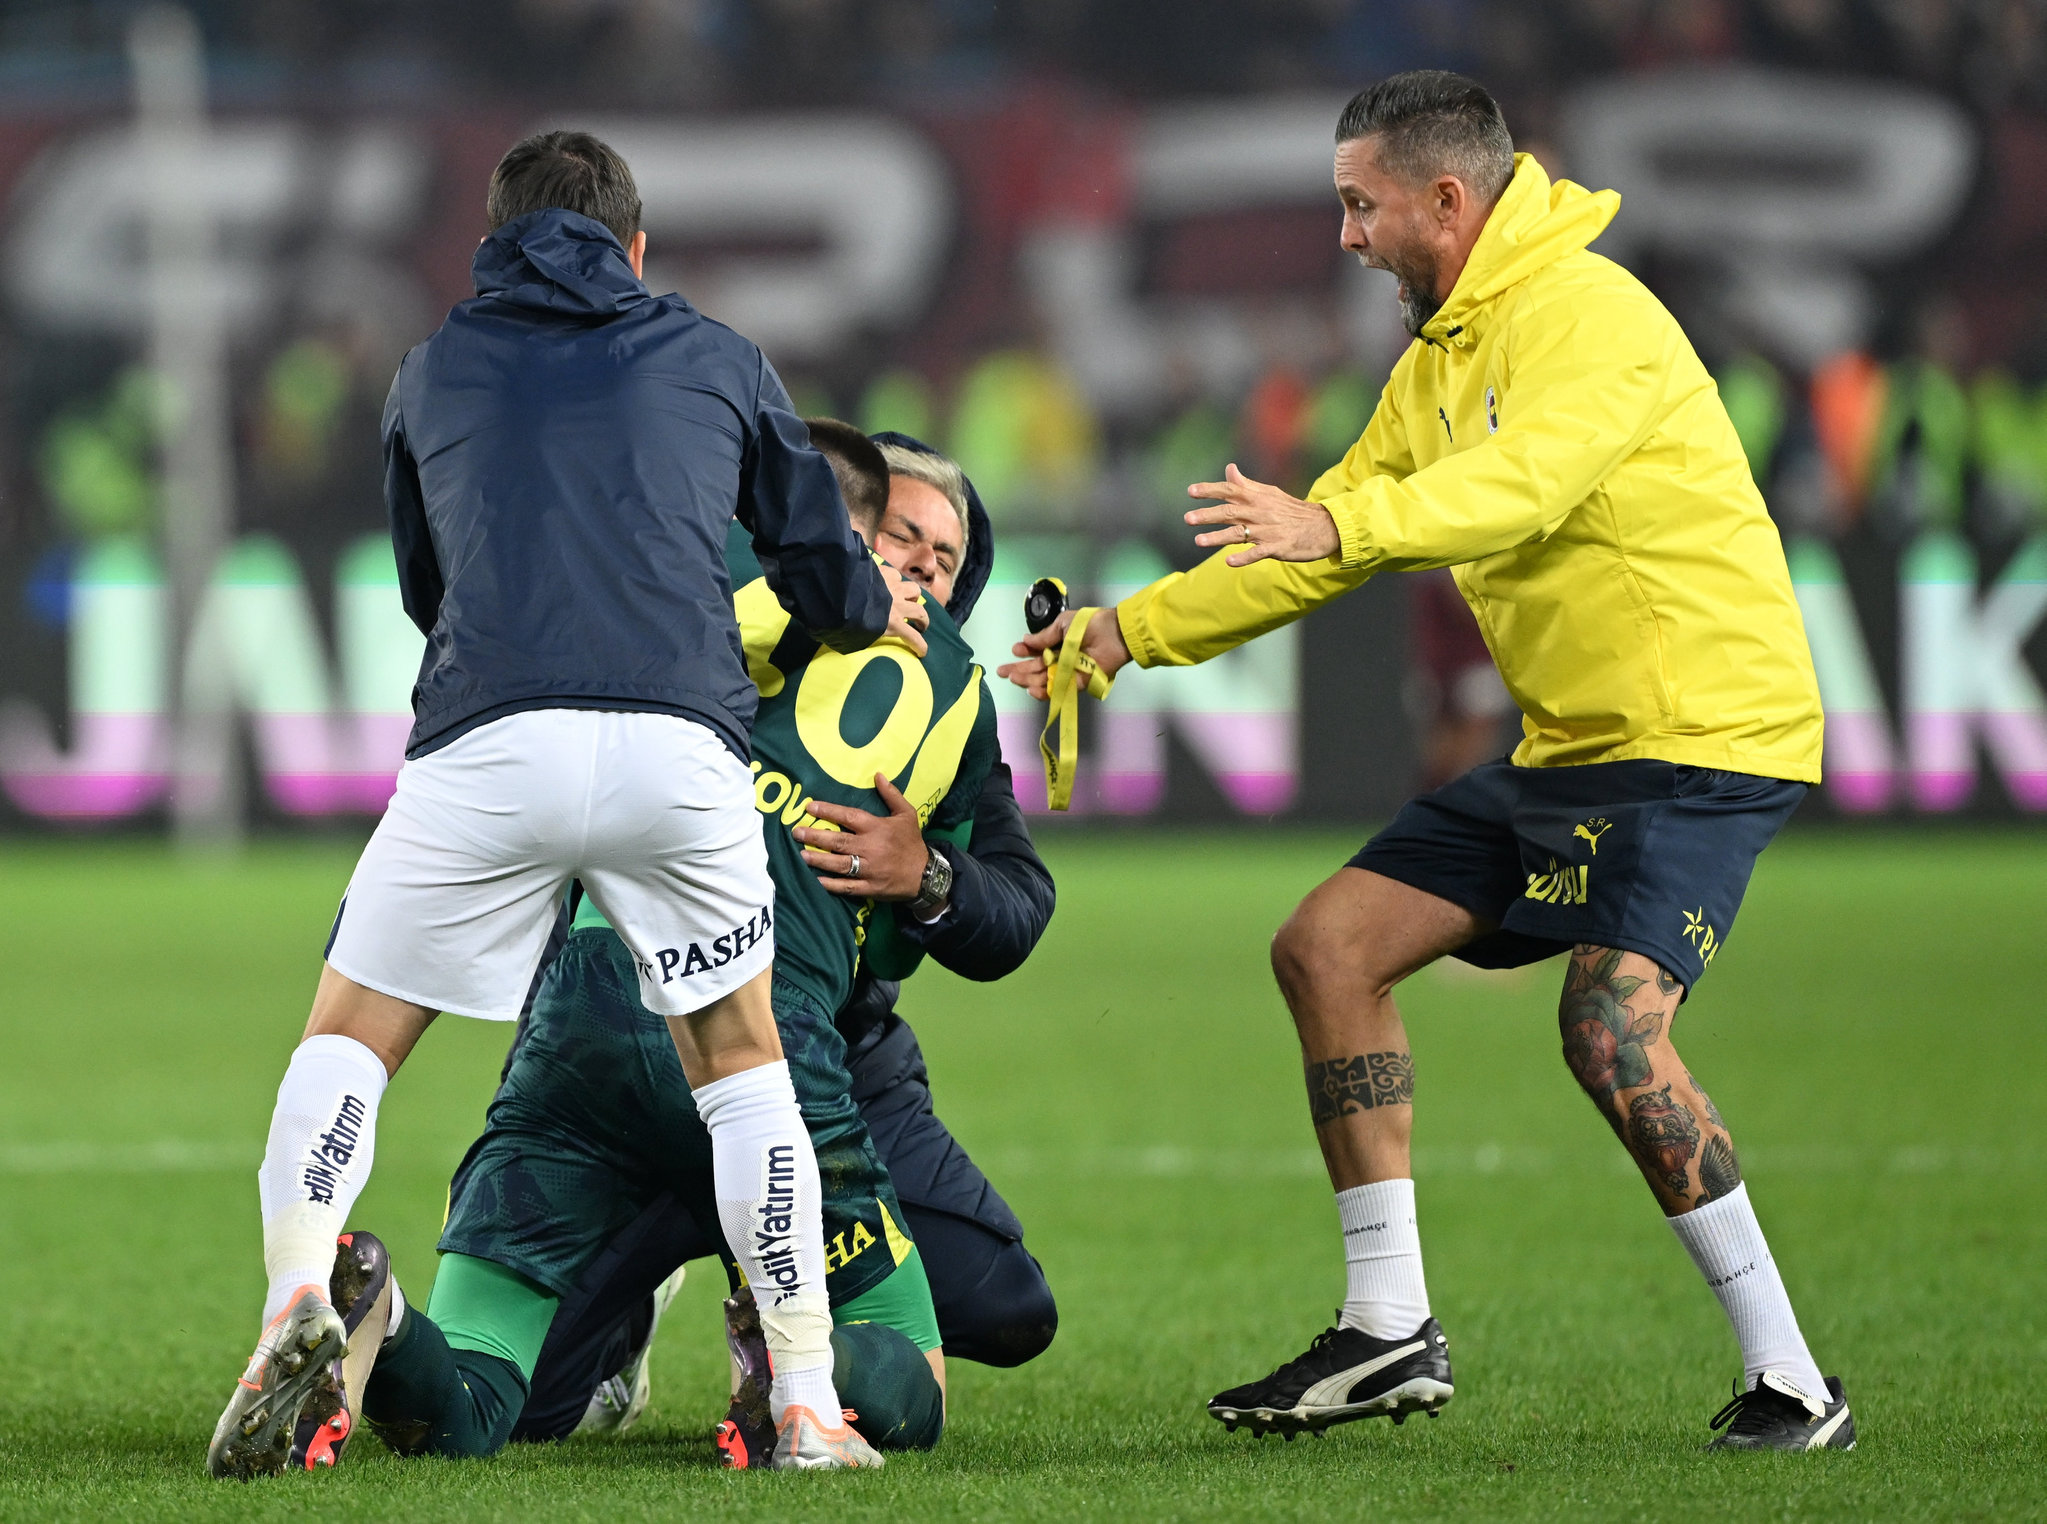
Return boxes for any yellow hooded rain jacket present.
[1117,155,1823,782]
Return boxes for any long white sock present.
[1668,1182,1826,1403]
[1336,1178,1432,1339]
[694,1060,840,1425]
[256,1034,388,1327]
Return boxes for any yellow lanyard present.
[1037,607,1115,812]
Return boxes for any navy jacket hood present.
[869,430,994,627]
[473,208,650,318]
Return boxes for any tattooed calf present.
[1626,1084,1701,1196]
[1306,1051,1415,1125]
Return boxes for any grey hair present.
[1335,70,1514,207]
[876,441,970,555]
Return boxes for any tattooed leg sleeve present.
[1558,946,1742,1215]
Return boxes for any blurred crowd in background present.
[6,2,2047,113]
[4,0,2047,823]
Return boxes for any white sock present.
[1336,1178,1431,1339]
[694,1059,840,1425]
[1668,1182,1826,1403]
[256,1034,387,1326]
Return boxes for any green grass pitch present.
[2,827,2044,1521]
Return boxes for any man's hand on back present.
[881,562,930,656]
[997,605,1133,701]
[797,775,932,902]
[1185,462,1341,566]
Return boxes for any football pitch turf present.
[2,827,2043,1521]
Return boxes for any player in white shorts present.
[207,130,924,1478]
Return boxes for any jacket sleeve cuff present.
[1113,579,1177,670]
[1323,492,1375,572]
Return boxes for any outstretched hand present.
[1185,463,1340,566]
[996,606,1133,700]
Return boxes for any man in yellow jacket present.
[1003,72,1852,1452]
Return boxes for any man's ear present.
[1433,175,1465,229]
[627,230,647,279]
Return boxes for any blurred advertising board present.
[1,75,2043,828]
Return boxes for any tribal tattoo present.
[1306,1051,1415,1125]
[1625,1084,1701,1196]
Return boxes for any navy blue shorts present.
[1351,757,1806,992]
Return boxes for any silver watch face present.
[921,847,952,902]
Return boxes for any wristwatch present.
[910,845,954,918]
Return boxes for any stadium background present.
[4,7,2047,1521]
[4,0,2047,830]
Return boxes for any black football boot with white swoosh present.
[1706,1371,1856,1451]
[1208,1316,1453,1438]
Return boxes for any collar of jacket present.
[1418,154,1620,351]
[472,207,653,317]
[866,429,996,629]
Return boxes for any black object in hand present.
[1024,577,1067,635]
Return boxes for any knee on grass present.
[361,1310,528,1460]
[938,1244,1057,1368]
[831,1323,944,1451]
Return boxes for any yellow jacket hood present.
[1422,156,1620,346]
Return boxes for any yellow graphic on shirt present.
[1573,817,1613,854]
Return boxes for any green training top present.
[574,520,998,1013]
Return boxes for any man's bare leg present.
[1205,870,1482,1433]
[1271,868,1486,1192]
[662,966,782,1086]
[1270,871,1482,1340]
[303,963,438,1075]
[1558,946,1835,1426]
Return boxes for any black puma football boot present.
[1208,1316,1454,1438]
[1707,1372,1856,1451]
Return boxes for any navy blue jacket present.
[384,208,892,760]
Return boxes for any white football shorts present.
[324,708,773,1020]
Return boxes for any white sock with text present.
[257,1034,388,1327]
[1668,1182,1827,1403]
[1336,1178,1432,1339]
[694,1059,840,1425]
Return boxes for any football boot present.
[1208,1315,1454,1438]
[1707,1372,1856,1451]
[286,1231,394,1470]
[772,1405,885,1470]
[713,1286,776,1470]
[206,1285,348,1478]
